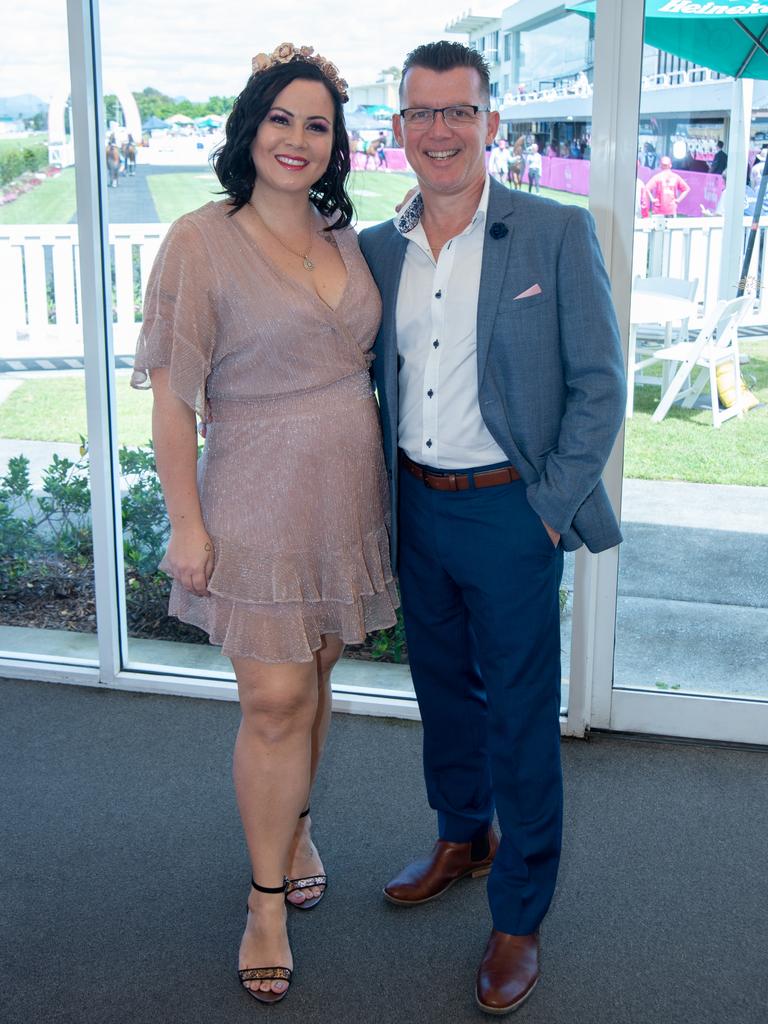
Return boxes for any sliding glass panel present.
[616,27,768,703]
[97,3,413,693]
[0,8,97,665]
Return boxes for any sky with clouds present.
[1,1,486,101]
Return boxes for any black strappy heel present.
[285,806,328,911]
[238,878,293,1005]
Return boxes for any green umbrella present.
[567,1,768,79]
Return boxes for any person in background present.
[709,140,727,176]
[647,156,691,216]
[642,141,658,169]
[636,161,650,219]
[749,148,767,190]
[489,138,512,187]
[526,142,542,194]
[377,129,389,170]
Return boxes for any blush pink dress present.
[132,201,398,662]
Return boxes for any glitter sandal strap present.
[286,874,327,892]
[238,966,293,983]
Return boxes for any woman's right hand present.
[164,525,215,596]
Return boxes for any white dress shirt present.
[394,174,508,469]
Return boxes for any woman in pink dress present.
[132,44,398,1003]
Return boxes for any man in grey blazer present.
[359,41,625,1015]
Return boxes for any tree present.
[378,66,401,81]
[130,87,235,123]
[103,94,124,129]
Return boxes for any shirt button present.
[427,389,434,398]
[426,439,433,448]
[433,339,439,348]
[435,289,442,298]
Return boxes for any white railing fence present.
[2,216,768,360]
[0,224,164,357]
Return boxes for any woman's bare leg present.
[286,635,344,905]
[233,656,319,994]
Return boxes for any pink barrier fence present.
[636,165,725,216]
[538,156,591,195]
[348,149,726,216]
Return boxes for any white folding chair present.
[626,276,699,418]
[650,295,753,427]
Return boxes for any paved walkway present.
[69,163,161,224]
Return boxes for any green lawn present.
[622,340,768,485]
[0,375,153,448]
[1,164,588,226]
[0,166,77,224]
[348,170,417,221]
[0,134,48,155]
[2,345,767,485]
[146,171,223,222]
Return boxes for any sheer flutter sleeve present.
[131,215,215,416]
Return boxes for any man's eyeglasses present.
[399,105,491,129]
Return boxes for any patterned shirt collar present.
[395,192,424,234]
[394,174,491,237]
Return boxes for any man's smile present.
[425,149,460,161]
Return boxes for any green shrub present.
[0,143,48,187]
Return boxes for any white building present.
[446,1,768,159]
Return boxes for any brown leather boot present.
[383,828,498,905]
[475,929,539,1015]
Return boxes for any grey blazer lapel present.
[477,180,516,385]
[373,226,408,420]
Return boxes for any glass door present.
[590,0,768,746]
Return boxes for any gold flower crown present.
[251,42,349,104]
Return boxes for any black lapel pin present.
[489,222,508,239]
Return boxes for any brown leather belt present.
[399,451,520,491]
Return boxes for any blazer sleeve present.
[525,207,626,535]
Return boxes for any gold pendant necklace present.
[252,206,315,271]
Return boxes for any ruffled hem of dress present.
[168,580,400,663]
[162,522,396,608]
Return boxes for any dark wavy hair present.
[212,60,353,229]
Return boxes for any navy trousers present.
[398,460,565,936]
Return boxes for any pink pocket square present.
[513,283,543,300]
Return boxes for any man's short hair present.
[400,41,491,104]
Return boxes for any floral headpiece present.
[251,43,349,103]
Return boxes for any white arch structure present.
[47,75,142,167]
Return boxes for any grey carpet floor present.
[2,676,767,1024]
